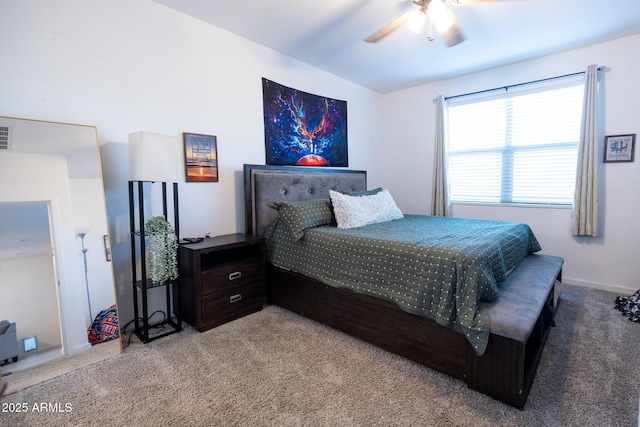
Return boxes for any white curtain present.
[572,64,600,236]
[431,95,449,216]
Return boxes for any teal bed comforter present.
[265,214,541,355]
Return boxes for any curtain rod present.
[434,66,605,104]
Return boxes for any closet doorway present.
[0,202,63,368]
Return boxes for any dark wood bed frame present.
[243,164,563,409]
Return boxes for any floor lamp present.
[77,232,92,323]
[128,131,183,343]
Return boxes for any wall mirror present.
[0,116,121,390]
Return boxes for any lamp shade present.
[128,131,183,182]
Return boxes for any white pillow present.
[329,189,403,229]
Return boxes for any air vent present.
[0,126,11,151]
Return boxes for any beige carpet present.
[2,339,120,395]
[1,284,638,426]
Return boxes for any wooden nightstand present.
[177,234,266,331]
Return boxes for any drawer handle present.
[228,271,242,281]
[229,294,242,304]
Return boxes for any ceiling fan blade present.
[439,22,465,47]
[364,11,416,43]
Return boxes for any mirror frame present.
[0,116,121,358]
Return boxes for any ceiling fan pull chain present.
[428,19,434,41]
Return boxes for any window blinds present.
[446,74,585,205]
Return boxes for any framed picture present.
[183,133,218,182]
[604,134,635,163]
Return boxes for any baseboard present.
[68,342,92,355]
[563,277,636,296]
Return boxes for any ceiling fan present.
[365,0,517,47]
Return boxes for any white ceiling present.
[153,0,640,93]
[0,203,52,262]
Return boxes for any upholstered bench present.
[486,254,564,342]
[468,254,564,409]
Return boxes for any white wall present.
[0,0,385,324]
[381,35,640,294]
[69,178,116,320]
[0,255,62,357]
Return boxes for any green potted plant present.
[144,216,178,285]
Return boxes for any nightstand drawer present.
[201,259,264,295]
[201,282,264,326]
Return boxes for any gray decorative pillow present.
[342,187,383,197]
[267,199,334,240]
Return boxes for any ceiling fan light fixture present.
[364,0,467,46]
[427,0,455,33]
[406,10,427,34]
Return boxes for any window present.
[446,75,584,206]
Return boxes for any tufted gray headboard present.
[243,164,367,236]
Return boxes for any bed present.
[243,164,563,409]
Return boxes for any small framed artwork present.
[183,133,219,182]
[604,134,635,163]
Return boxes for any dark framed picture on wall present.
[604,134,635,163]
[183,133,219,182]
